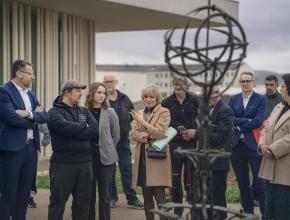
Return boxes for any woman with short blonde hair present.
[140,84,162,104]
[130,85,171,220]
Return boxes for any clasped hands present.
[260,144,274,159]
[16,105,43,118]
[180,129,197,141]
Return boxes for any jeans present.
[111,136,138,202]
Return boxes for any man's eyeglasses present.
[240,80,253,84]
[104,80,116,84]
[21,70,34,75]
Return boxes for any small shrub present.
[226,184,240,203]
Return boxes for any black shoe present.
[28,197,37,208]
[126,199,144,210]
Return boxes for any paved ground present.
[32,159,147,220]
[27,189,146,220]
[28,159,261,220]
[27,190,261,220]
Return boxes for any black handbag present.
[146,145,167,159]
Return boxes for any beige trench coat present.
[131,104,172,189]
[258,103,290,186]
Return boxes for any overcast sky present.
[95,0,290,73]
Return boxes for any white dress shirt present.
[242,92,253,110]
[12,81,34,140]
[240,91,253,139]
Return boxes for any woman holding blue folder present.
[130,85,171,220]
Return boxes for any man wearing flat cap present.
[47,80,99,220]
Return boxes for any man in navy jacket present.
[0,60,49,220]
[204,86,234,218]
[229,72,266,216]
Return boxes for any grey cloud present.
[95,0,290,72]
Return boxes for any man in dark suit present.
[205,86,234,217]
[229,72,266,216]
[185,85,232,218]
[0,60,49,220]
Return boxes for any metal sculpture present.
[150,2,258,220]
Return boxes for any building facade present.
[96,62,256,102]
[1,0,239,158]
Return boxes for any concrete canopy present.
[18,0,239,32]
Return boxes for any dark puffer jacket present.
[48,96,98,163]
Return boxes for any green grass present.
[225,184,240,203]
[133,100,144,111]
[38,173,241,203]
[37,175,50,188]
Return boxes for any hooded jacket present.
[48,96,98,163]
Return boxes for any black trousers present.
[48,161,92,220]
[211,170,228,219]
[89,147,114,220]
[170,148,194,217]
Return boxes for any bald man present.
[103,75,143,209]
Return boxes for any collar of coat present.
[272,103,290,132]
